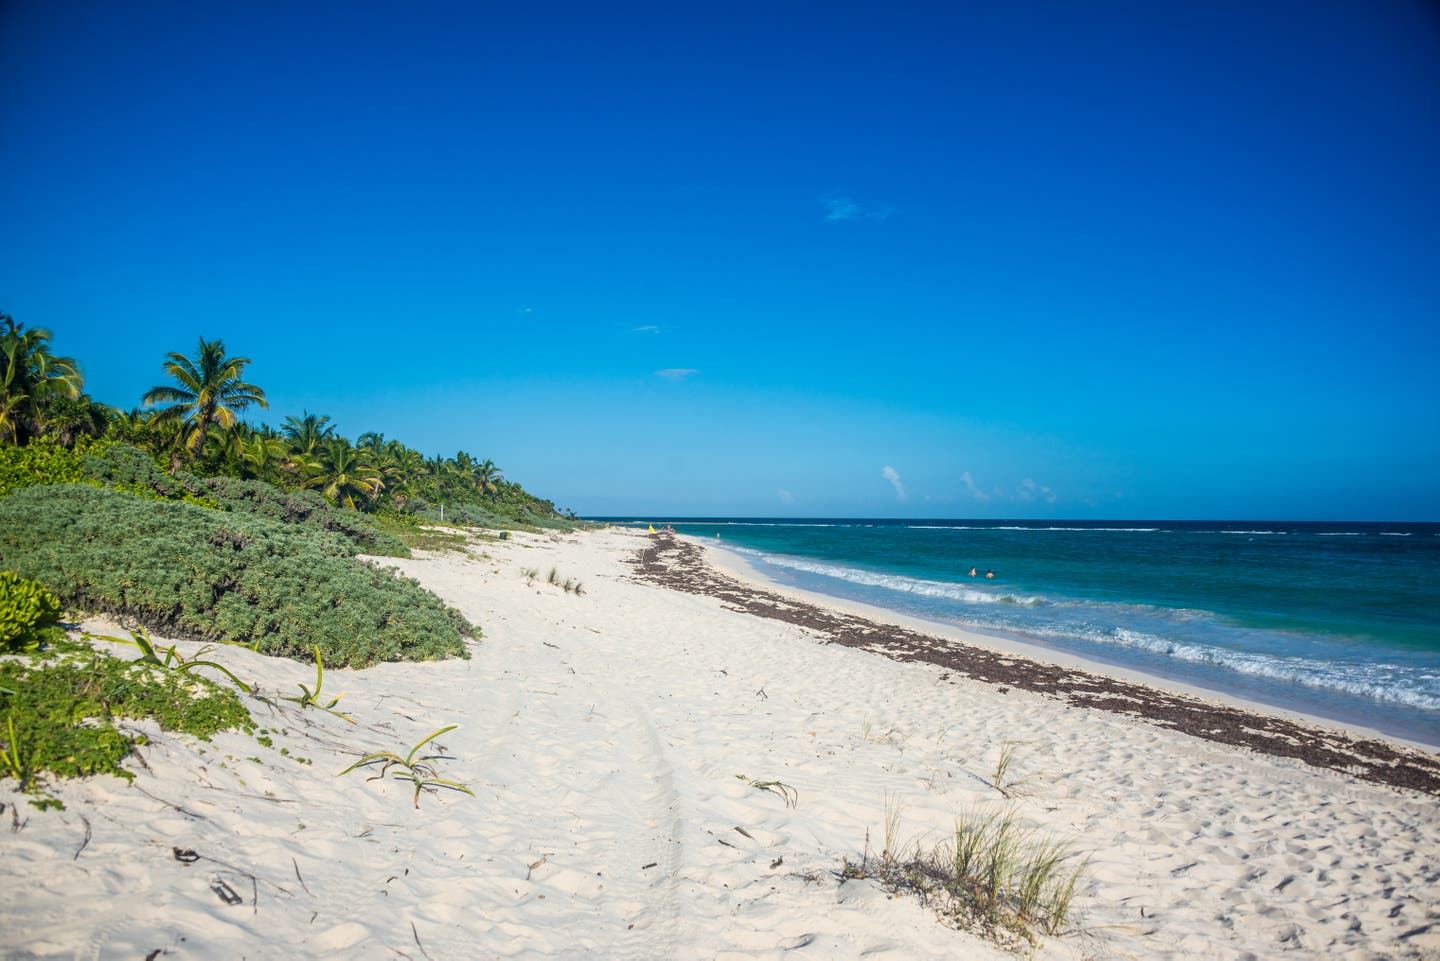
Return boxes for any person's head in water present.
[968,567,977,577]
[985,569,995,579]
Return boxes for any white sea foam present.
[1079,628,1440,712]
[733,547,1047,606]
[990,526,1162,532]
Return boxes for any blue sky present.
[3,1,1438,519]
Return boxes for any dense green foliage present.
[201,475,408,556]
[0,485,473,667]
[1,315,87,446]
[0,640,253,791]
[0,442,406,555]
[1,314,574,526]
[0,437,89,496]
[0,571,63,653]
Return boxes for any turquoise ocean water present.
[604,519,1440,746]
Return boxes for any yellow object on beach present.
[648,525,656,534]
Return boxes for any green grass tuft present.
[843,805,1087,949]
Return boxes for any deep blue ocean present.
[602,518,1440,746]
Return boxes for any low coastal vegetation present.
[0,311,562,800]
[0,633,254,803]
[843,802,1086,950]
[0,484,471,667]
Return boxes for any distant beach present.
[605,519,1440,747]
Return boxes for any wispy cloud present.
[882,465,908,501]
[778,488,795,505]
[630,325,661,334]
[1016,478,1056,503]
[655,368,699,381]
[962,471,991,503]
[821,192,894,223]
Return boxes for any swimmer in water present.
[985,569,995,579]
[968,566,977,578]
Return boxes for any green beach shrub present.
[200,476,408,556]
[81,443,214,504]
[0,485,473,667]
[78,445,406,555]
[0,571,63,653]
[0,640,253,791]
[0,438,91,496]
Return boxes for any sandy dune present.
[3,527,1437,960]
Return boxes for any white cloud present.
[1016,478,1057,503]
[962,471,991,503]
[778,489,795,505]
[821,192,894,223]
[655,368,699,381]
[631,325,661,334]
[882,465,908,501]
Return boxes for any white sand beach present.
[4,526,1438,960]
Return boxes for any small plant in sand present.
[89,627,253,693]
[736,773,798,808]
[843,804,1086,949]
[338,724,475,808]
[534,566,584,594]
[281,647,354,723]
[1,713,29,790]
[990,740,1032,798]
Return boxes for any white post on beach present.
[440,504,444,523]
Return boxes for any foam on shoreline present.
[694,534,1440,753]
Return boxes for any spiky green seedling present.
[337,724,475,808]
[281,647,353,722]
[90,628,253,694]
[2,714,27,789]
[737,773,798,808]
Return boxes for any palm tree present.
[475,459,504,495]
[142,337,268,459]
[281,411,335,456]
[306,437,384,509]
[237,429,290,484]
[42,394,112,448]
[0,315,83,444]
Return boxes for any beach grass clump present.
[0,484,473,668]
[0,637,254,798]
[843,806,1086,949]
[541,567,585,595]
[0,571,64,654]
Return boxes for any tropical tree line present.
[0,313,561,518]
